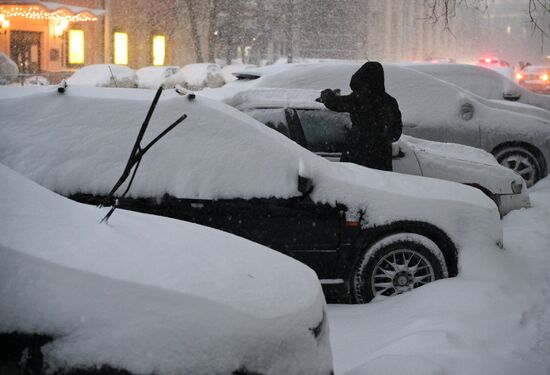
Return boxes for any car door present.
[209,196,343,277]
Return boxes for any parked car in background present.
[136,65,180,89]
[227,88,529,216]
[0,86,503,304]
[476,56,514,79]
[67,64,138,88]
[213,63,550,187]
[0,163,332,375]
[516,65,550,94]
[405,63,550,114]
[170,63,225,90]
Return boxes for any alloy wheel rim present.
[500,154,536,187]
[371,249,435,297]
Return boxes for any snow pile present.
[169,63,225,90]
[329,176,550,375]
[0,163,332,374]
[0,86,501,254]
[67,64,138,88]
[0,52,19,84]
[136,66,180,89]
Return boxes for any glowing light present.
[515,73,523,80]
[540,74,549,82]
[0,14,9,34]
[114,32,128,65]
[68,29,84,64]
[152,35,165,66]
[484,58,493,63]
[53,18,69,37]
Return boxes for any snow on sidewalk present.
[329,176,550,375]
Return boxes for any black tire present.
[351,237,446,304]
[493,146,542,188]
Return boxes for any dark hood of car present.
[350,61,385,95]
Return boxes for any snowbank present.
[329,176,550,375]
[0,163,332,374]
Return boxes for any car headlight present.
[511,180,523,194]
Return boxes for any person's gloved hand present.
[319,88,335,103]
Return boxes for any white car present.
[67,64,138,88]
[136,65,180,89]
[227,88,529,216]
[0,163,333,374]
[0,86,503,305]
[215,63,550,187]
[169,63,225,90]
[404,63,550,114]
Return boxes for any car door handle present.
[403,123,417,128]
[190,203,204,208]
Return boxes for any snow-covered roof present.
[0,0,104,17]
[0,163,331,373]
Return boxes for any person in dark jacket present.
[319,61,402,171]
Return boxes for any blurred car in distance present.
[0,86,504,305]
[476,56,514,79]
[0,163,332,375]
[169,63,225,90]
[227,88,529,216]
[516,65,550,94]
[66,64,138,88]
[136,66,180,89]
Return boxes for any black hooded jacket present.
[321,62,402,171]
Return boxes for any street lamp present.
[0,14,10,35]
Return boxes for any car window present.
[296,110,349,153]
[245,108,290,138]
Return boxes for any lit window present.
[152,35,166,66]
[114,32,128,65]
[68,29,84,64]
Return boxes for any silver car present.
[228,88,529,216]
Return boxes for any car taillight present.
[540,73,549,82]
[516,73,524,80]
[484,58,493,63]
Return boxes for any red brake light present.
[540,74,549,82]
[516,73,524,80]
[484,58,493,63]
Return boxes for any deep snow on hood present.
[0,163,332,374]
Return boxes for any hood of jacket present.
[350,61,385,95]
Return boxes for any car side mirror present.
[298,175,314,196]
[503,92,520,101]
[460,102,475,121]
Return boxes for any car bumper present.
[495,192,531,216]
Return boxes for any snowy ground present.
[329,177,550,375]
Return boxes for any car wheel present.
[351,233,447,304]
[493,146,541,188]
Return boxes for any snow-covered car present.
[475,56,514,79]
[0,163,332,374]
[220,63,257,83]
[405,63,550,114]
[516,65,550,94]
[0,86,503,304]
[136,65,180,89]
[216,63,550,187]
[169,63,225,90]
[227,88,529,216]
[0,52,19,85]
[67,64,138,88]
